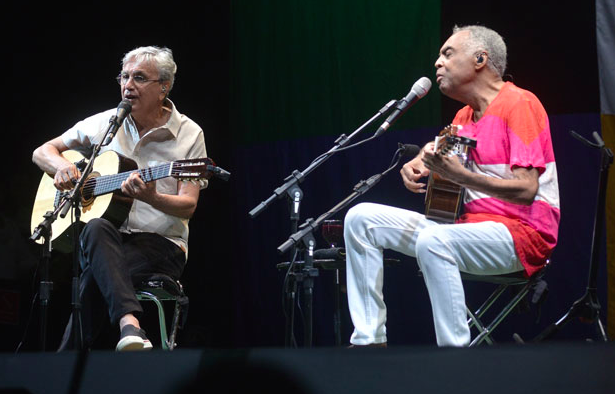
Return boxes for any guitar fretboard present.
[88,163,173,196]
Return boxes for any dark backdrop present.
[4,1,606,352]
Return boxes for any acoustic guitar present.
[31,150,214,252]
[424,124,477,223]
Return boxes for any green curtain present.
[231,0,441,145]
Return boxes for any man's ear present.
[475,52,487,70]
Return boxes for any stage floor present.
[1,342,613,394]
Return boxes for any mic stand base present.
[532,289,608,342]
[530,131,612,343]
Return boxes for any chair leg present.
[136,291,170,350]
[466,284,507,346]
[469,284,531,347]
[466,307,495,345]
[468,284,508,326]
[167,300,182,350]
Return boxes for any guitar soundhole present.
[81,172,100,211]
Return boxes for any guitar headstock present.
[438,124,461,137]
[171,157,216,182]
[434,124,476,156]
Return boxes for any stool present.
[134,273,189,350]
[460,261,550,346]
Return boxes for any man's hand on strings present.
[54,162,81,191]
[421,145,467,184]
[121,172,157,203]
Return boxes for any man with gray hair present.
[32,46,208,351]
[344,25,559,347]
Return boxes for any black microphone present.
[374,77,432,137]
[103,100,132,145]
[398,143,421,160]
[207,165,231,181]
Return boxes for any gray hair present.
[122,46,177,93]
[452,25,507,78]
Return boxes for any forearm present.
[32,143,69,175]
[32,137,74,176]
[456,168,539,205]
[142,192,198,219]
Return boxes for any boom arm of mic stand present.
[570,130,607,150]
[248,100,397,219]
[277,143,406,254]
[277,174,383,255]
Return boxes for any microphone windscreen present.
[411,77,432,99]
[118,99,132,114]
[400,143,421,160]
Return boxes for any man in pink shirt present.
[344,25,560,347]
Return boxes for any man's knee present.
[79,218,120,264]
[345,203,381,230]
[415,225,448,260]
[81,218,115,241]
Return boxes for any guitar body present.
[31,150,136,253]
[425,174,466,223]
[424,125,476,223]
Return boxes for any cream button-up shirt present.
[61,100,207,257]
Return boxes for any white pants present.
[344,203,524,347]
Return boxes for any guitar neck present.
[88,163,173,196]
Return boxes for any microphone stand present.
[532,131,612,342]
[277,145,408,347]
[248,99,396,347]
[30,113,125,350]
[29,210,57,351]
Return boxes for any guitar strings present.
[79,163,172,194]
[54,158,211,206]
[77,160,206,194]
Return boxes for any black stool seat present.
[134,273,185,299]
[460,270,533,285]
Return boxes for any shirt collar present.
[123,98,181,140]
[163,99,181,138]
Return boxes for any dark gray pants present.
[59,218,185,350]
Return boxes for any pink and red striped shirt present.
[453,82,560,276]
